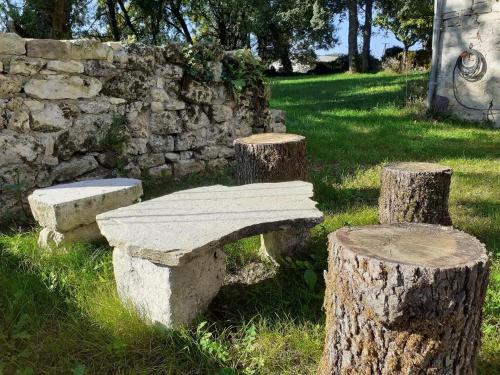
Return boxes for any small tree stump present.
[319,223,490,375]
[234,132,308,259]
[379,162,452,225]
[234,133,306,184]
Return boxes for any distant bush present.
[382,48,431,73]
[382,46,404,61]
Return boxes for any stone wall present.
[0,33,286,223]
[431,0,500,127]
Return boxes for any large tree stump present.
[234,133,306,184]
[234,132,308,259]
[319,223,490,375]
[379,162,452,225]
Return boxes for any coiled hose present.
[452,47,499,121]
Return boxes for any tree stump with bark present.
[379,162,452,225]
[234,133,306,184]
[234,133,308,259]
[319,223,490,375]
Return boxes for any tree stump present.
[319,223,490,375]
[379,162,452,225]
[234,133,306,184]
[234,132,308,259]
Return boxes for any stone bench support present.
[113,246,226,327]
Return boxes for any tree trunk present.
[402,43,409,71]
[234,133,308,259]
[52,0,72,39]
[117,0,138,37]
[319,223,490,375]
[106,0,121,41]
[347,0,359,73]
[234,133,306,184]
[378,162,452,225]
[361,0,373,72]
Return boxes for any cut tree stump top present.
[333,223,487,268]
[384,162,452,174]
[97,181,323,266]
[234,133,304,145]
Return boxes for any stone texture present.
[24,76,102,99]
[113,245,226,327]
[0,33,26,55]
[0,75,23,97]
[97,181,323,267]
[30,103,71,131]
[9,57,45,75]
[38,223,102,247]
[29,178,143,232]
[51,156,100,182]
[26,39,113,61]
[0,34,280,223]
[47,60,84,73]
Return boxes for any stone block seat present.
[29,178,143,247]
[96,181,324,328]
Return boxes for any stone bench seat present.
[96,181,323,327]
[29,178,143,247]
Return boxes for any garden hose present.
[452,46,499,121]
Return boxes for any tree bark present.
[234,133,306,184]
[117,0,138,38]
[106,0,121,41]
[319,223,490,375]
[378,162,452,225]
[347,0,359,73]
[361,0,373,72]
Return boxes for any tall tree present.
[2,0,87,39]
[361,0,372,72]
[105,0,121,41]
[347,0,359,73]
[375,0,433,68]
[254,0,337,73]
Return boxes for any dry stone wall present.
[0,33,286,222]
[432,0,500,127]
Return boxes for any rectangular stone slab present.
[97,181,324,266]
[29,178,143,232]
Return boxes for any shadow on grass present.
[0,238,226,374]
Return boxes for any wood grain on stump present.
[319,223,490,375]
[234,133,306,184]
[379,162,452,225]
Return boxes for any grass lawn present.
[1,72,499,374]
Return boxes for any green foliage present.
[375,0,433,50]
[181,43,223,83]
[222,49,266,97]
[98,116,129,155]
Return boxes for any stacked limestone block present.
[0,33,285,223]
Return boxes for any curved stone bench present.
[29,178,143,247]
[96,181,323,327]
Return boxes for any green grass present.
[1,72,499,374]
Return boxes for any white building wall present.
[432,0,500,127]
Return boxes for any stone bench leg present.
[38,222,103,248]
[113,246,226,328]
[260,228,309,261]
